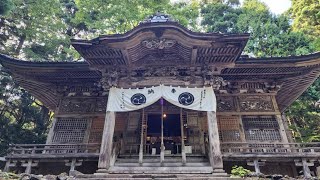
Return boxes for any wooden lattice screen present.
[217,116,241,142]
[242,116,281,141]
[125,112,140,143]
[88,116,104,143]
[115,113,128,133]
[52,118,89,143]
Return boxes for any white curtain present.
[106,85,216,112]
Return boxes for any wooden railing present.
[221,142,320,155]
[8,142,320,158]
[7,143,101,156]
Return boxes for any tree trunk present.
[14,34,26,55]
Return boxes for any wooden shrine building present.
[1,14,320,179]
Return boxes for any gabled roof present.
[71,14,249,68]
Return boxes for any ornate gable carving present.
[59,98,107,114]
[239,96,274,112]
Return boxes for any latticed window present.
[52,118,89,144]
[218,116,241,142]
[89,117,104,143]
[242,116,281,142]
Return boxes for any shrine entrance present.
[146,114,181,155]
[100,85,223,174]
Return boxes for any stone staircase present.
[76,155,230,179]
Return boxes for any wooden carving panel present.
[88,117,104,143]
[239,96,274,112]
[217,116,241,142]
[59,98,107,114]
[217,96,235,112]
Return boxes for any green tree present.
[290,0,320,51]
[201,2,241,33]
[0,0,13,15]
[73,0,200,36]
[0,0,68,61]
[286,79,320,142]
[290,0,320,39]
[287,0,320,142]
[201,0,315,57]
[0,71,52,156]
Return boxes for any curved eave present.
[236,52,320,67]
[277,68,320,112]
[0,54,89,70]
[0,54,101,110]
[233,52,320,112]
[71,22,250,45]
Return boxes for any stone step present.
[77,173,234,180]
[105,166,217,174]
[114,162,211,167]
[116,157,208,163]
[119,154,205,158]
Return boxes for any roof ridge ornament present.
[141,12,176,24]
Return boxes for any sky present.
[240,0,291,15]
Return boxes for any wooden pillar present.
[4,160,16,172]
[281,113,294,143]
[302,159,312,178]
[98,111,116,170]
[276,114,289,143]
[65,158,82,174]
[247,159,265,174]
[160,104,165,165]
[46,118,57,144]
[25,160,32,174]
[207,111,224,172]
[139,109,144,165]
[70,158,77,171]
[295,159,313,178]
[180,108,186,165]
[21,159,38,174]
[254,159,261,174]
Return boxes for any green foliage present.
[201,3,241,33]
[0,71,52,156]
[285,0,320,142]
[231,165,251,177]
[286,78,320,142]
[290,0,320,39]
[0,171,19,179]
[73,0,200,36]
[201,0,315,57]
[0,0,13,15]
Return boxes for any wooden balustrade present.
[7,143,101,156]
[7,142,320,158]
[220,142,320,155]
